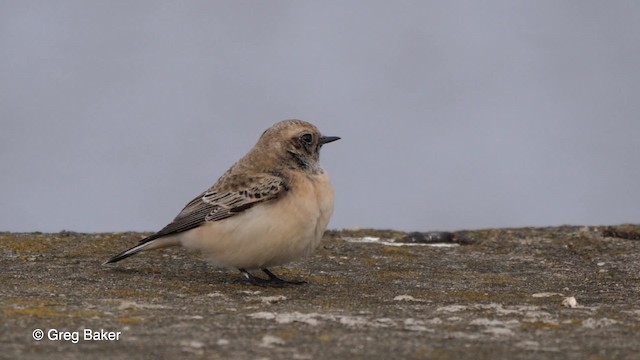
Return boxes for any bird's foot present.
[239,268,307,287]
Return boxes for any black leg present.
[262,268,307,285]
[238,268,306,287]
[239,269,272,286]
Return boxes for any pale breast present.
[309,170,335,242]
[177,169,335,269]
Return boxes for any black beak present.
[319,136,340,145]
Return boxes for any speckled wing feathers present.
[138,175,287,244]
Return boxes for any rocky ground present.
[1,225,639,359]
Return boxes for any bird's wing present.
[138,174,288,244]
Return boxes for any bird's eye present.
[300,133,313,144]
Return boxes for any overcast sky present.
[2,1,639,233]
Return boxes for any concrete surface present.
[1,225,639,359]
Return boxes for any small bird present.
[104,119,339,286]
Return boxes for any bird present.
[104,119,340,286]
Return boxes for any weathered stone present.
[1,225,639,359]
[397,231,455,244]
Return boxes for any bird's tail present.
[103,236,179,265]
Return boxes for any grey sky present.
[2,1,639,232]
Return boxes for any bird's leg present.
[262,268,307,285]
[239,269,272,286]
[238,268,307,287]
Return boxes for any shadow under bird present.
[104,119,339,286]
